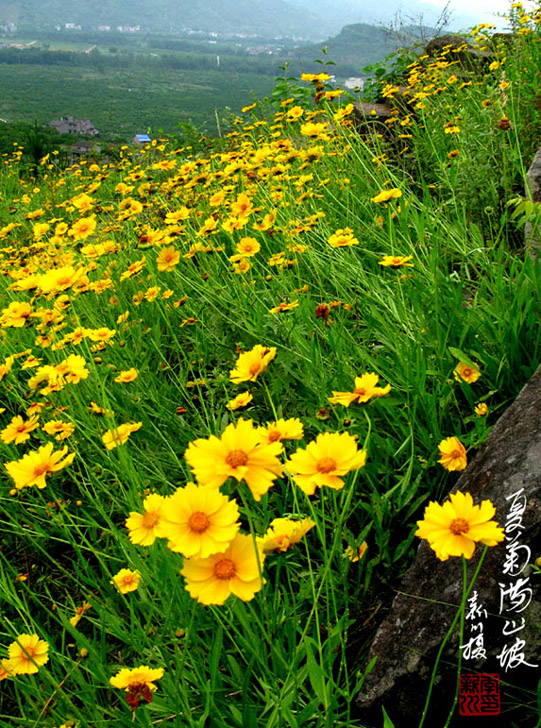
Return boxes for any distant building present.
[133,134,151,144]
[65,23,82,30]
[344,77,365,90]
[98,25,111,32]
[49,115,99,136]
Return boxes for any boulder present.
[355,364,541,727]
[526,147,541,260]
[425,33,493,69]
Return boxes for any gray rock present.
[356,365,541,727]
[425,33,493,69]
[526,148,541,260]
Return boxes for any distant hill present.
[293,22,427,76]
[0,0,326,38]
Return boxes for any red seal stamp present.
[459,673,500,716]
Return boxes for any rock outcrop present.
[356,365,541,728]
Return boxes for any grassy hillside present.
[0,5,539,727]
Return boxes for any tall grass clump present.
[0,4,539,726]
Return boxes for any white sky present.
[423,0,532,26]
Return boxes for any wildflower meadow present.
[0,4,540,726]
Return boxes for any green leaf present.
[382,705,396,727]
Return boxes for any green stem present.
[442,556,468,728]
[418,547,488,728]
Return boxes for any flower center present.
[449,517,470,535]
[249,362,261,375]
[268,430,281,442]
[316,457,336,473]
[225,449,249,468]
[188,511,210,533]
[142,511,160,529]
[33,464,50,478]
[214,558,236,580]
[355,388,367,396]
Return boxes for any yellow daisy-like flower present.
[0,415,40,445]
[438,436,467,471]
[328,228,359,248]
[157,482,240,558]
[257,418,304,445]
[156,246,180,272]
[378,255,414,268]
[184,418,283,501]
[258,517,315,553]
[4,443,75,490]
[42,420,75,441]
[371,188,402,204]
[68,216,97,241]
[102,422,142,450]
[110,665,164,691]
[285,431,367,495]
[229,236,261,262]
[229,344,276,384]
[328,372,391,407]
[114,368,139,383]
[7,634,49,675]
[415,491,505,561]
[181,533,265,605]
[474,403,488,416]
[226,392,253,410]
[125,493,166,546]
[454,361,481,384]
[345,541,368,562]
[111,568,141,594]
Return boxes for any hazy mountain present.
[0,0,325,38]
[288,0,478,34]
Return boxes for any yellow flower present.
[1,301,33,328]
[102,422,142,450]
[345,541,368,562]
[415,491,505,561]
[329,372,391,407]
[185,418,283,501]
[157,482,240,558]
[475,403,488,416]
[438,436,467,471]
[8,634,49,675]
[68,216,97,240]
[114,369,139,383]
[229,344,276,384]
[257,418,304,445]
[328,228,359,248]
[378,255,414,268]
[269,300,299,314]
[156,246,180,272]
[1,415,40,445]
[371,188,402,204]
[258,517,315,552]
[230,193,254,218]
[57,354,90,384]
[125,493,166,546]
[110,665,164,691]
[5,443,75,490]
[181,533,265,605]
[229,236,261,262]
[454,361,481,383]
[42,420,75,441]
[226,392,253,410]
[69,601,92,628]
[111,568,141,594]
[285,432,367,495]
